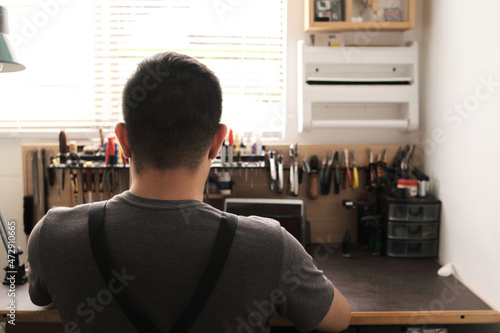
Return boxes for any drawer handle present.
[408,206,423,217]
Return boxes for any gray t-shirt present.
[28,191,334,332]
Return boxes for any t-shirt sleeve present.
[27,219,52,306]
[274,228,334,332]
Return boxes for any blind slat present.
[0,0,286,138]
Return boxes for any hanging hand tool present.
[319,154,327,194]
[333,151,341,194]
[309,155,319,199]
[293,144,299,196]
[380,149,388,186]
[32,150,40,206]
[343,149,352,189]
[268,146,277,191]
[320,152,333,195]
[99,128,105,151]
[301,154,311,184]
[288,145,295,195]
[365,149,377,191]
[85,161,94,203]
[400,145,415,179]
[48,154,56,187]
[58,130,67,190]
[376,153,383,188]
[98,169,104,201]
[277,149,284,194]
[23,151,34,236]
[41,149,49,214]
[228,129,234,166]
[102,168,110,200]
[104,136,118,166]
[352,150,359,189]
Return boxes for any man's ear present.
[115,122,131,158]
[208,124,228,159]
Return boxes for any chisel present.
[85,161,94,203]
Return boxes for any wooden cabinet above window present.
[305,0,416,32]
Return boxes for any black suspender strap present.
[169,211,238,332]
[88,201,238,333]
[88,200,160,333]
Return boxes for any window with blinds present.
[0,0,286,140]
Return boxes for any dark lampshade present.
[0,6,25,73]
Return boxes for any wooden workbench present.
[1,247,499,331]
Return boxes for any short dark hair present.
[122,52,222,173]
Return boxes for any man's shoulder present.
[231,215,285,253]
[41,204,91,226]
[33,204,93,243]
[236,215,282,234]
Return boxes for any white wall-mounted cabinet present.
[297,40,419,132]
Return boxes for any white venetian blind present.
[0,0,286,139]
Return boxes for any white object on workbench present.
[438,263,454,277]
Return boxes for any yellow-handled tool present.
[352,150,359,189]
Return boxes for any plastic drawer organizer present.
[297,40,419,132]
[381,194,441,258]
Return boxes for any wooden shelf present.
[305,0,416,32]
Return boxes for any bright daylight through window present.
[0,0,287,140]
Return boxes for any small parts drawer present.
[388,203,440,221]
[386,239,438,258]
[387,222,438,240]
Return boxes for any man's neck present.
[128,164,208,201]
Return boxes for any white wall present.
[420,0,500,312]
[0,142,27,265]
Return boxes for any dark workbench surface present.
[312,245,489,312]
[1,246,499,327]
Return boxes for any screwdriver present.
[85,161,94,203]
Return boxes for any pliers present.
[319,152,333,195]
[343,149,352,189]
